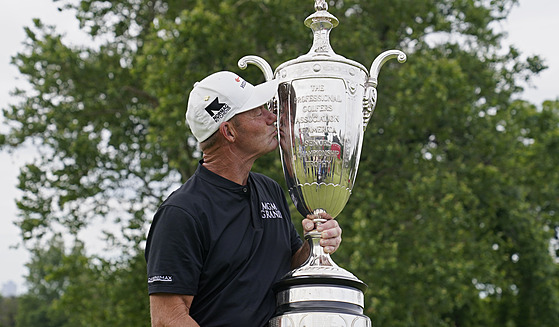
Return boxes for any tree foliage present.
[13,236,149,327]
[0,295,18,327]
[2,0,558,326]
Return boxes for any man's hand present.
[302,211,342,254]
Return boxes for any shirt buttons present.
[243,187,248,193]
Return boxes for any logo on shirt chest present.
[261,201,283,219]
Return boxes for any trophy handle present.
[363,50,407,130]
[368,50,407,88]
[362,87,378,131]
[238,55,274,81]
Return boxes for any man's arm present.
[291,239,310,269]
[149,293,199,327]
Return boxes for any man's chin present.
[266,140,279,153]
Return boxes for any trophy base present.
[268,275,371,327]
[268,232,372,327]
[269,312,371,327]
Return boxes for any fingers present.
[307,211,333,221]
[302,218,315,233]
[302,213,342,254]
[316,219,339,234]
[320,235,342,254]
[319,220,342,253]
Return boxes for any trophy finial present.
[315,0,328,11]
[304,1,339,56]
[305,1,338,29]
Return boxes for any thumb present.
[302,219,315,232]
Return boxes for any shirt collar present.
[195,160,251,195]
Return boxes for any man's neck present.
[202,147,256,185]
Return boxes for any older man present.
[145,71,341,326]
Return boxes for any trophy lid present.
[275,0,367,74]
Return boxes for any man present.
[145,71,342,326]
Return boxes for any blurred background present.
[1,0,558,326]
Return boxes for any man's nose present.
[265,109,277,124]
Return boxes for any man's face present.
[230,104,278,159]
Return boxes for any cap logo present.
[204,97,231,123]
[235,76,247,88]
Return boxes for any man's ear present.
[219,121,236,143]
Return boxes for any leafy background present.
[1,0,558,326]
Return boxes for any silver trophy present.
[239,1,405,326]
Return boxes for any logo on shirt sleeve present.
[261,202,284,219]
[148,275,173,283]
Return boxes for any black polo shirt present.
[145,163,302,326]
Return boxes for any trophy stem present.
[302,210,338,268]
[304,223,338,268]
[282,209,364,285]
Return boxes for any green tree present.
[0,295,18,327]
[15,236,149,327]
[15,236,69,327]
[2,0,558,326]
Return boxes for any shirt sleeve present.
[145,205,205,295]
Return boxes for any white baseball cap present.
[186,71,279,143]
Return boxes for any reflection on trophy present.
[239,1,406,326]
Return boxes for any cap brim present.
[237,78,279,114]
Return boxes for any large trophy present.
[239,1,405,326]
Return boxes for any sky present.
[1,0,558,296]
